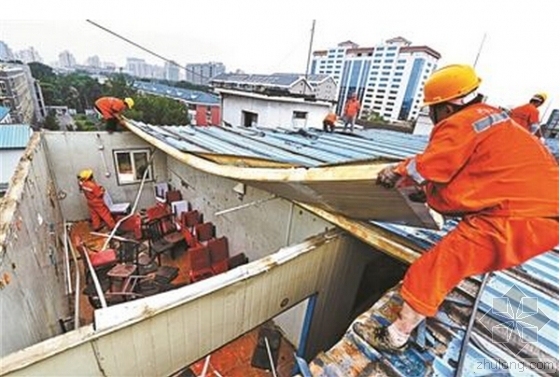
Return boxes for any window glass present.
[114,149,152,185]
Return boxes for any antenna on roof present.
[473,32,487,68]
[305,20,316,79]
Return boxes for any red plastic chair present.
[193,222,215,243]
[208,236,229,274]
[188,245,214,282]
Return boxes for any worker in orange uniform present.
[94,97,134,132]
[342,93,361,132]
[323,112,337,133]
[510,92,547,141]
[354,64,559,353]
[77,169,116,232]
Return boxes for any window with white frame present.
[113,149,153,185]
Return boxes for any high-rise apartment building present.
[86,55,101,68]
[186,62,225,86]
[311,37,440,122]
[164,61,180,82]
[0,63,45,124]
[58,50,77,68]
[0,41,14,61]
[15,47,43,64]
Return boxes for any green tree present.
[43,110,60,130]
[126,94,189,125]
[28,62,56,81]
[103,74,137,98]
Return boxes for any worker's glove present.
[376,165,401,189]
[540,137,546,145]
[408,187,427,203]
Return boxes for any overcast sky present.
[2,0,558,118]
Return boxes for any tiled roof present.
[0,124,32,149]
[132,81,219,105]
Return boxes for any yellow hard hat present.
[423,64,481,106]
[77,169,93,181]
[124,97,135,109]
[531,93,547,103]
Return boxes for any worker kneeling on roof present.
[77,169,116,232]
[94,96,134,133]
[354,64,559,353]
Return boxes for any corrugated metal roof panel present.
[0,106,10,121]
[0,124,32,149]
[128,123,429,166]
[308,219,559,376]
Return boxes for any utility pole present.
[305,20,316,79]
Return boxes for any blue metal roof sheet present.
[125,121,559,374]
[128,122,430,167]
[307,219,559,376]
[0,124,32,149]
[211,73,302,88]
[0,106,10,121]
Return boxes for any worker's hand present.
[408,187,427,203]
[376,166,401,189]
[540,137,546,145]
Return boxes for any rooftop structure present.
[0,121,557,376]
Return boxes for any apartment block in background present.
[311,37,441,122]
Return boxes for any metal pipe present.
[285,202,294,246]
[456,272,492,377]
[296,294,317,359]
[200,355,211,377]
[214,195,278,216]
[82,243,108,308]
[63,221,72,294]
[264,337,278,377]
[101,148,156,250]
[65,222,81,329]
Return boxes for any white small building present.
[215,88,332,129]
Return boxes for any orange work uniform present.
[94,97,127,120]
[324,113,337,123]
[510,103,540,134]
[395,102,559,316]
[79,179,116,231]
[344,98,361,117]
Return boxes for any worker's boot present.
[353,321,408,353]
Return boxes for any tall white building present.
[311,37,441,122]
[86,55,101,68]
[58,50,77,68]
[0,41,14,61]
[164,61,180,82]
[186,62,225,86]
[15,47,43,64]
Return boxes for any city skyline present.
[2,0,558,115]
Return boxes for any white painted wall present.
[220,92,331,129]
[0,149,25,183]
[43,131,167,221]
[0,134,68,357]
